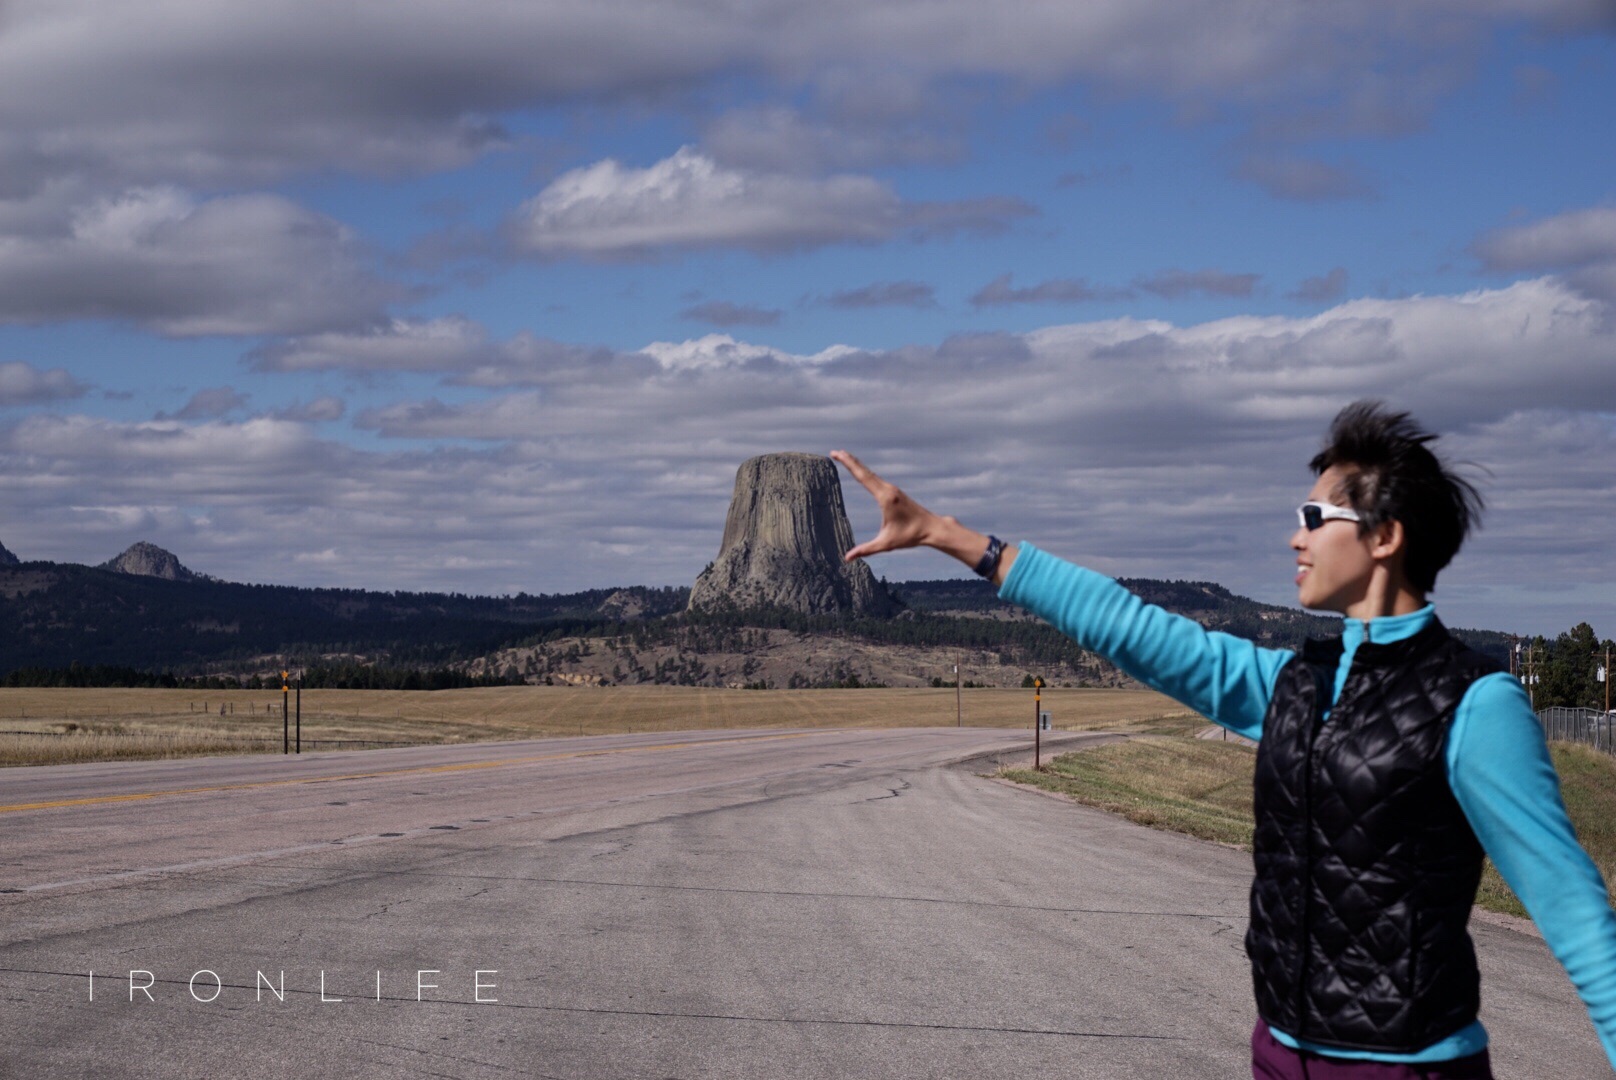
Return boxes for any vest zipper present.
[1295,663,1330,1038]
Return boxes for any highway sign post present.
[1033,676,1044,770]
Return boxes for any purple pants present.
[1252,1022,1494,1080]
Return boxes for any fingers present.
[843,535,892,563]
[829,449,884,496]
[843,541,873,562]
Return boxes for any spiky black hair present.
[1310,401,1483,594]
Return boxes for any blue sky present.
[0,1,1613,635]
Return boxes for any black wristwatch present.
[973,535,1005,579]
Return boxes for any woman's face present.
[1291,465,1378,615]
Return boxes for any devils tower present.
[688,453,898,617]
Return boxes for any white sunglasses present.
[1297,501,1361,530]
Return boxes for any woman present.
[831,401,1616,1078]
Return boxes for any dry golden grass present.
[1003,729,1257,848]
[1004,731,1616,918]
[0,685,1187,767]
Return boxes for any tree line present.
[1520,622,1615,711]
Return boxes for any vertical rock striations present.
[689,453,897,617]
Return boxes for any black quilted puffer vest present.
[1245,619,1501,1052]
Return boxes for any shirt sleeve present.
[998,542,1291,739]
[1447,672,1616,1068]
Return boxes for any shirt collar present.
[1340,603,1436,649]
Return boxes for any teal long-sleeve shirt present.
[1000,542,1616,1068]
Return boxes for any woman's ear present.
[1370,517,1405,561]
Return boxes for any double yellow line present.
[0,730,816,814]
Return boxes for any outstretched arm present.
[829,450,1018,586]
[830,451,1285,735]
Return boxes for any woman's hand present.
[829,450,945,561]
[831,450,1018,583]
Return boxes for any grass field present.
[0,684,1188,767]
[1004,733,1616,918]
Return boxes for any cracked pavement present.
[0,727,1604,1078]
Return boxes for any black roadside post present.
[943,653,956,730]
[281,670,289,755]
[296,679,302,755]
[1033,676,1044,770]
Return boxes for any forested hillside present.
[0,561,1523,686]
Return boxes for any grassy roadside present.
[0,685,1186,767]
[1003,734,1616,918]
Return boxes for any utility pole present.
[943,653,956,730]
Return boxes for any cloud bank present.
[7,277,1607,633]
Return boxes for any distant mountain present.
[100,541,202,582]
[0,540,17,567]
[890,576,1514,665]
[0,556,1516,681]
[0,560,645,675]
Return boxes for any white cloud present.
[0,361,90,406]
[3,278,1613,632]
[1474,206,1616,302]
[0,0,1604,201]
[250,317,495,373]
[0,187,397,335]
[1476,207,1616,270]
[509,147,1030,258]
[700,105,965,172]
[637,334,857,372]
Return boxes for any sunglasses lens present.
[1302,505,1324,530]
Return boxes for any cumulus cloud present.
[249,317,496,373]
[0,361,90,406]
[680,301,783,327]
[822,281,938,309]
[5,278,1614,632]
[0,187,397,335]
[1134,268,1261,299]
[508,148,1033,258]
[335,278,1616,628]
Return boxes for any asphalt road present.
[0,728,1607,1079]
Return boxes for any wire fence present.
[1538,707,1616,755]
[0,729,427,749]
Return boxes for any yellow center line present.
[0,731,820,814]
